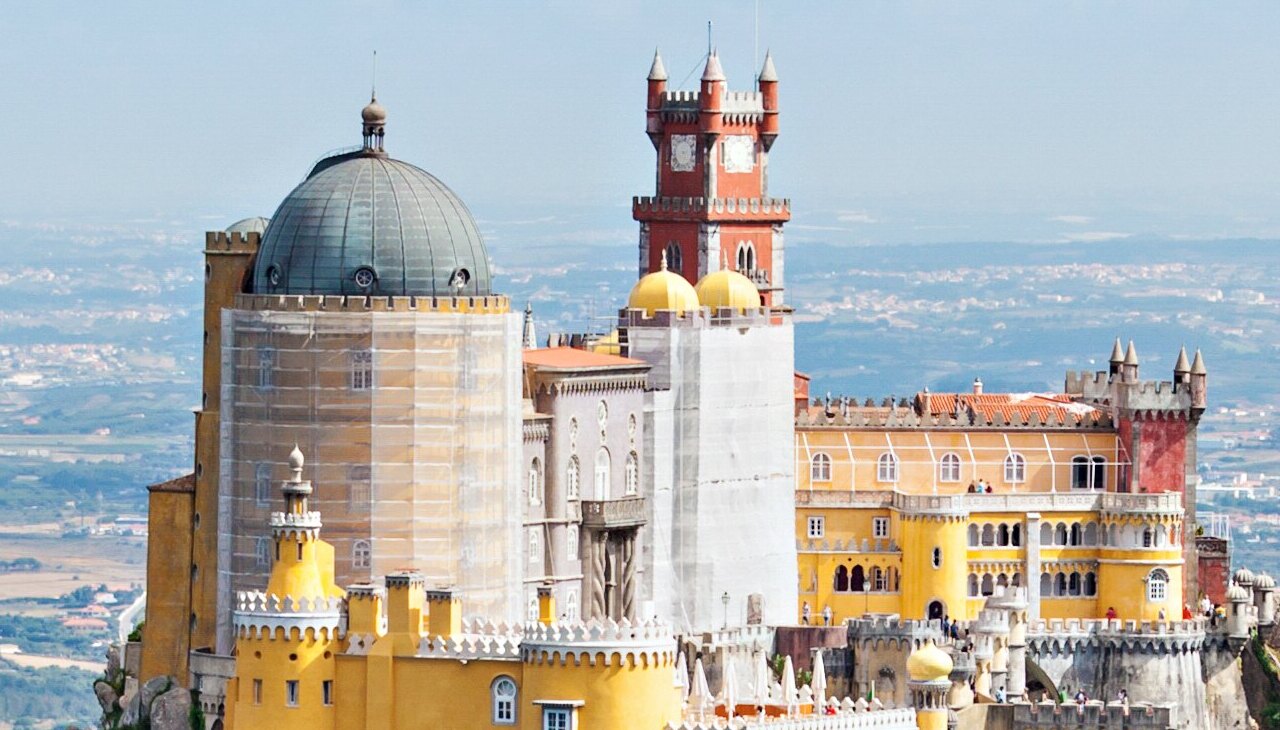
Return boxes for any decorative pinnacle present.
[702,48,725,82]
[1174,346,1190,374]
[758,49,778,83]
[1123,340,1139,366]
[1109,337,1124,363]
[721,250,730,271]
[1190,348,1206,375]
[289,444,305,474]
[660,249,668,271]
[648,48,668,82]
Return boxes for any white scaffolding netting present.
[216,306,521,652]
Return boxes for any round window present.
[352,267,377,289]
[266,264,282,288]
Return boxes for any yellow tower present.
[1097,504,1183,621]
[907,639,954,730]
[898,498,970,620]
[226,447,345,730]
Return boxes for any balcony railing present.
[581,497,646,530]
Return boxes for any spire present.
[522,302,537,350]
[1174,346,1191,374]
[758,49,778,82]
[648,48,668,81]
[1123,340,1139,366]
[1109,338,1124,364]
[1191,348,1207,375]
[702,48,726,82]
[660,249,669,271]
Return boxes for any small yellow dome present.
[907,639,953,682]
[627,267,699,316]
[694,268,761,312]
[592,329,621,355]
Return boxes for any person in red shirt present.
[1182,604,1193,620]
[1105,606,1118,620]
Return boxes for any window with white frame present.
[350,349,373,390]
[529,530,540,565]
[543,707,573,730]
[1004,453,1026,483]
[664,242,683,274]
[566,524,579,561]
[1147,568,1168,602]
[565,589,579,621]
[349,465,371,510]
[352,539,371,569]
[322,680,333,706]
[254,463,271,506]
[872,517,890,539]
[257,347,275,390]
[736,241,756,273]
[810,452,832,482]
[566,456,580,500]
[938,453,961,483]
[594,448,610,500]
[491,676,518,725]
[527,597,539,622]
[252,679,262,705]
[807,516,825,539]
[285,679,299,707]
[877,453,898,483]
[625,451,639,495]
[528,458,542,506]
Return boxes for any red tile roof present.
[522,347,646,370]
[922,392,1103,424]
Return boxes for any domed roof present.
[250,101,491,298]
[1234,567,1255,585]
[227,216,270,235]
[1227,582,1250,601]
[1256,573,1275,589]
[627,262,699,316]
[907,639,953,682]
[362,97,387,123]
[694,267,760,312]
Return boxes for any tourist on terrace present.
[802,601,811,625]
[1105,606,1118,620]
[822,605,833,626]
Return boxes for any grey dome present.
[250,153,491,297]
[226,216,269,235]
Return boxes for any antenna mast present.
[372,50,378,99]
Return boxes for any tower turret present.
[1190,348,1207,410]
[907,639,953,730]
[758,51,779,148]
[1173,345,1191,386]
[646,49,668,146]
[698,50,726,134]
[1108,337,1124,379]
[1122,340,1139,382]
[1226,582,1252,638]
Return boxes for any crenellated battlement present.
[1014,701,1176,729]
[797,536,901,554]
[232,591,343,639]
[632,195,791,221]
[619,302,786,329]
[521,617,675,667]
[234,292,511,314]
[666,706,917,730]
[204,230,260,254]
[1027,618,1207,655]
[797,401,1111,430]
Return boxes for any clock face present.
[722,135,755,173]
[670,134,697,172]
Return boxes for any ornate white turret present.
[1254,572,1277,627]
[1226,582,1252,638]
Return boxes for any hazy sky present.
[4,1,1280,244]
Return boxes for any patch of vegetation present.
[0,663,98,727]
[0,614,110,661]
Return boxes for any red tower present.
[633,49,791,305]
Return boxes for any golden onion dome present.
[592,329,621,355]
[694,267,761,312]
[627,260,699,316]
[907,639,953,682]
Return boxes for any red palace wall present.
[1131,416,1188,493]
[1197,536,1230,606]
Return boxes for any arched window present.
[997,524,1010,547]
[932,547,943,568]
[1055,572,1067,596]
[1054,523,1068,546]
[1012,572,1022,587]
[255,537,270,568]
[254,463,272,507]
[349,464,371,511]
[981,524,995,547]
[664,242,683,275]
[851,565,866,592]
[1142,527,1154,548]
[1068,572,1082,596]
[565,589,579,622]
[736,241,757,273]
[1040,522,1053,546]
[1012,524,1022,547]
[981,574,994,597]
[352,539,371,569]
[938,453,961,483]
[528,530,540,565]
[566,524,579,562]
[877,453,898,483]
[1004,453,1026,483]
[350,349,373,390]
[968,574,980,597]
[625,451,639,495]
[527,597,539,622]
[872,566,888,592]
[1070,456,1090,489]
[1155,524,1168,547]
[1091,456,1106,490]
[834,565,849,592]
[528,458,542,506]
[811,453,833,483]
[1069,523,1082,546]
[566,456,580,500]
[593,448,610,500]
[491,676,518,725]
[1147,569,1169,602]
[1040,572,1052,597]
[997,573,1009,588]
[1083,522,1099,546]
[1084,572,1097,597]
[968,524,980,547]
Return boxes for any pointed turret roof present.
[1124,340,1139,366]
[702,50,725,82]
[1174,346,1190,374]
[758,49,778,82]
[648,48,668,81]
[1109,338,1124,363]
[1191,349,1207,375]
[522,302,537,350]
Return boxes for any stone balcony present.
[581,496,646,530]
[793,489,1184,516]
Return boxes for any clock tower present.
[633,49,791,305]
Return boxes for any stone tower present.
[633,49,791,305]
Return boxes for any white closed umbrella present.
[691,657,713,720]
[811,650,828,713]
[722,655,739,719]
[753,651,771,705]
[674,652,689,702]
[782,654,798,715]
